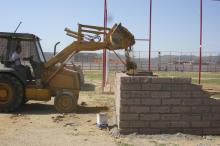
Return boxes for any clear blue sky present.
[0,0,219,54]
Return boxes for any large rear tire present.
[54,92,78,113]
[0,74,24,112]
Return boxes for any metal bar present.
[199,0,203,84]
[102,0,108,91]
[148,0,152,71]
[14,21,22,33]
[135,38,150,41]
[45,51,77,84]
[112,50,126,65]
[66,32,79,39]
[81,29,106,35]
[80,24,111,31]
[64,28,78,35]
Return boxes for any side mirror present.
[54,42,60,56]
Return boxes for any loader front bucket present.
[107,23,135,50]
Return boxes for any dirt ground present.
[1,80,220,146]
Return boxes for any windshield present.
[36,41,45,62]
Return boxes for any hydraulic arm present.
[44,23,135,69]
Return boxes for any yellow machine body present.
[0,23,135,112]
[26,88,50,101]
[30,23,135,102]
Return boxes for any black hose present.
[54,42,60,56]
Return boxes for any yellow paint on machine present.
[0,89,7,101]
[26,88,51,101]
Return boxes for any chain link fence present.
[68,51,220,72]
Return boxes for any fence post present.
[81,56,84,70]
[99,57,101,70]
[89,57,92,71]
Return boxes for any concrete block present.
[135,91,151,98]
[161,114,181,121]
[121,99,140,105]
[120,106,129,113]
[141,99,161,105]
[120,91,129,98]
[120,114,139,120]
[211,121,220,128]
[129,106,150,113]
[172,91,191,98]
[150,106,170,113]
[121,76,152,84]
[172,84,202,91]
[121,84,142,91]
[192,91,210,98]
[182,99,202,106]
[115,73,220,135]
[121,91,151,98]
[161,84,172,91]
[212,106,220,113]
[191,121,210,128]
[151,91,171,98]
[141,84,151,90]
[171,106,191,113]
[203,98,220,106]
[150,121,170,128]
[142,84,162,91]
[170,122,190,128]
[129,77,142,84]
[191,106,210,113]
[183,129,203,135]
[140,114,160,121]
[135,77,152,84]
[129,121,149,128]
[151,77,172,84]
[119,129,139,134]
[119,121,130,128]
[172,77,191,84]
[162,99,181,105]
[203,128,220,135]
[182,114,201,121]
[121,76,131,84]
[203,113,220,121]
[139,128,161,134]
[161,129,183,134]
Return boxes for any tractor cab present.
[0,32,46,83]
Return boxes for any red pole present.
[199,0,202,84]
[102,0,107,91]
[148,0,152,71]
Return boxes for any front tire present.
[54,92,77,113]
[0,74,24,112]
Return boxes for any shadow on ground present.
[76,105,109,114]
[81,83,96,91]
[13,103,109,115]
[16,103,56,115]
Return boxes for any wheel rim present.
[57,95,72,110]
[0,83,12,103]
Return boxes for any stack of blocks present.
[115,73,220,135]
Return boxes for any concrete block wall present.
[115,73,220,135]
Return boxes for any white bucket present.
[97,112,108,128]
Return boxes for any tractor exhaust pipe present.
[54,42,60,56]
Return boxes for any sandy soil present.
[1,81,220,146]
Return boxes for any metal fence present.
[71,51,220,72]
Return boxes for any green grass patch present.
[84,70,102,81]
[155,71,220,85]
[83,70,220,86]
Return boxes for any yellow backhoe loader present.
[0,23,135,113]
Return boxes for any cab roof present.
[0,32,40,40]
